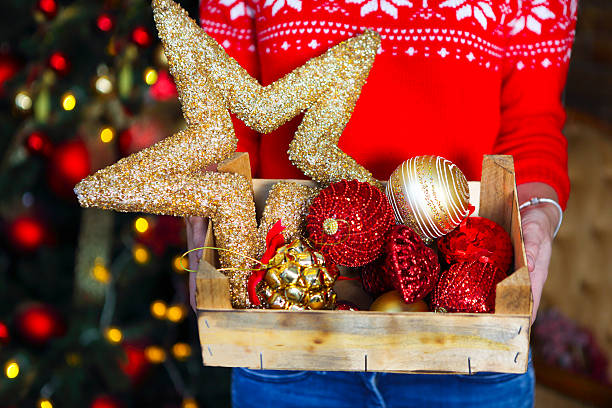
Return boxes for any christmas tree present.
[0,1,230,406]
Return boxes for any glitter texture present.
[77,170,258,308]
[154,0,380,186]
[74,0,383,307]
[306,180,394,267]
[383,225,440,303]
[432,258,506,313]
[386,155,470,242]
[437,216,514,274]
[258,182,319,257]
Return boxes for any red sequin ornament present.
[335,301,360,311]
[361,258,394,297]
[431,258,506,313]
[438,216,513,274]
[384,225,440,303]
[306,180,394,267]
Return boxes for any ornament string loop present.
[180,246,265,274]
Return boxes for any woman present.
[186,1,577,406]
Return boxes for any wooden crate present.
[195,155,531,374]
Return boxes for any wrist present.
[517,182,563,239]
[519,198,563,238]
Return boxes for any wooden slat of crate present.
[198,310,529,373]
[195,154,531,374]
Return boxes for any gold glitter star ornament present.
[74,0,382,307]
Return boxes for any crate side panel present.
[198,311,529,374]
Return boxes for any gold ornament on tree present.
[386,155,470,242]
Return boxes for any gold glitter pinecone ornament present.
[259,240,338,310]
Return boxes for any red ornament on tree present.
[36,0,57,19]
[25,131,53,156]
[15,303,65,344]
[48,51,70,76]
[0,52,20,96]
[0,321,9,344]
[9,215,46,251]
[306,180,394,267]
[384,225,439,303]
[149,70,177,101]
[131,26,152,47]
[96,14,114,32]
[90,395,122,408]
[431,258,506,313]
[118,119,165,156]
[438,216,513,274]
[120,343,150,383]
[48,140,91,196]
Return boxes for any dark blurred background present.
[0,1,610,407]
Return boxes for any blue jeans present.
[231,360,534,408]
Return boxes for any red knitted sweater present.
[199,0,577,208]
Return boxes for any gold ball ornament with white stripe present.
[386,155,470,242]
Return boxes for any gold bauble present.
[386,155,470,242]
[369,290,429,312]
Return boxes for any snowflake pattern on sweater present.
[202,0,577,71]
[199,0,577,208]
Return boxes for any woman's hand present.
[185,216,209,312]
[517,182,562,324]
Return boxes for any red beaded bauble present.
[431,258,506,313]
[306,180,394,267]
[438,216,513,274]
[384,225,440,303]
[361,258,394,297]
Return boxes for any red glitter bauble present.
[131,26,152,47]
[9,216,46,251]
[384,225,440,303]
[15,303,65,344]
[306,180,394,267]
[431,259,506,313]
[335,301,360,311]
[438,216,513,274]
[91,395,122,408]
[361,258,394,297]
[48,51,70,75]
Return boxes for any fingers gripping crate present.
[195,154,531,374]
